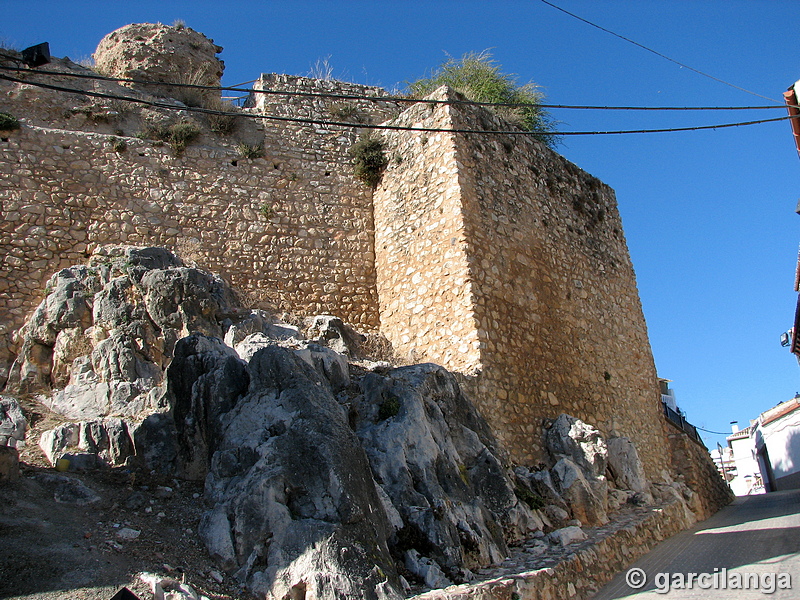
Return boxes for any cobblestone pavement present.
[592,489,800,599]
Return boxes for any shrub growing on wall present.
[350,133,388,188]
[0,112,21,132]
[408,50,559,149]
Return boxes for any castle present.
[0,24,727,511]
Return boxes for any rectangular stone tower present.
[373,87,669,475]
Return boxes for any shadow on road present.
[592,489,800,599]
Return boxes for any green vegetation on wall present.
[350,133,388,188]
[0,112,21,132]
[408,50,559,149]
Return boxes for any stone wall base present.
[666,426,734,520]
[411,499,694,600]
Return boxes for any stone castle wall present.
[2,71,697,485]
[452,97,670,475]
[375,89,669,475]
[0,74,404,381]
[373,95,483,372]
[666,424,735,519]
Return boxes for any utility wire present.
[1,72,796,137]
[0,64,789,113]
[538,0,780,104]
[696,425,739,436]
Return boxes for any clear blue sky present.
[4,1,800,449]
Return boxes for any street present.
[592,489,800,599]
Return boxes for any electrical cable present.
[0,64,789,113]
[1,72,796,137]
[538,0,781,104]
[696,426,738,436]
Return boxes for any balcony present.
[662,401,704,447]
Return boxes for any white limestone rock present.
[355,364,538,577]
[0,396,26,448]
[39,417,134,468]
[546,413,608,478]
[607,435,649,493]
[199,345,403,600]
[547,525,587,546]
[551,457,608,526]
[404,549,452,590]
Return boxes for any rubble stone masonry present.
[375,88,669,475]
[0,74,403,382]
[1,73,691,483]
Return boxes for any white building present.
[752,396,800,491]
[724,424,764,496]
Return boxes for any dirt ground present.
[0,397,254,600]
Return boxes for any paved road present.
[592,489,800,599]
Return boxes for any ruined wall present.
[0,73,402,382]
[375,88,669,476]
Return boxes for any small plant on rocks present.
[206,98,241,135]
[378,395,401,421]
[238,142,265,159]
[141,121,200,155]
[108,136,127,153]
[409,50,560,148]
[259,203,275,219]
[168,122,201,154]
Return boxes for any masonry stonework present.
[0,70,405,383]
[0,48,727,509]
[375,88,669,476]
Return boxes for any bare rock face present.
[551,457,608,526]
[39,418,134,470]
[93,22,224,104]
[545,414,610,527]
[163,334,249,480]
[168,340,538,596]
[0,396,26,448]
[5,245,239,420]
[606,435,649,494]
[305,315,366,357]
[199,345,402,600]
[545,413,608,478]
[354,364,541,583]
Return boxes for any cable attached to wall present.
[0,64,788,113]
[2,71,797,138]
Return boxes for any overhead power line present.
[539,0,780,104]
[696,425,737,436]
[0,64,787,113]
[1,72,796,137]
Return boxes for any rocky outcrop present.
[353,364,541,584]
[163,334,249,480]
[305,315,366,357]
[39,418,134,471]
[607,435,649,494]
[0,247,705,599]
[5,246,238,419]
[545,414,608,478]
[0,396,26,448]
[545,414,609,526]
[93,22,224,104]
[166,338,542,597]
[199,345,402,600]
